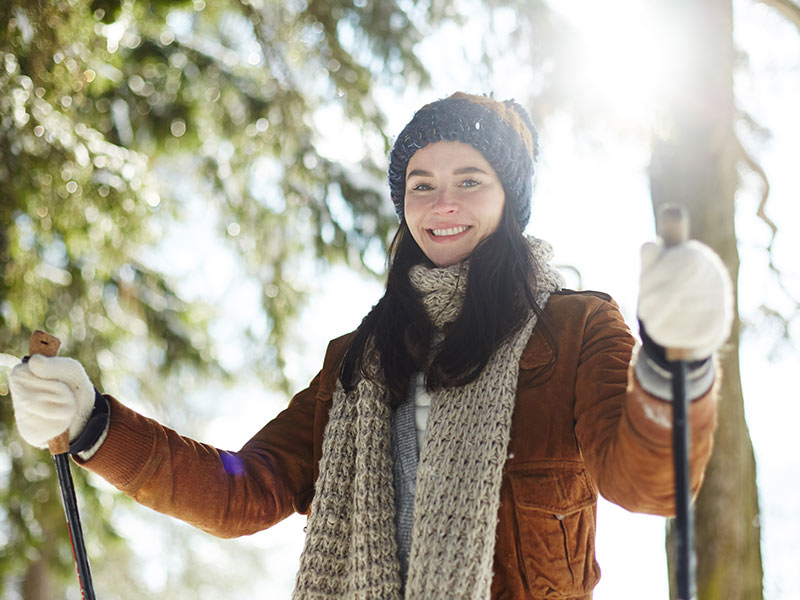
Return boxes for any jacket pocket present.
[507,461,600,599]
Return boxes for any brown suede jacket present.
[80,290,718,600]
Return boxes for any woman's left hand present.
[638,240,734,360]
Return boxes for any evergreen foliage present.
[0,0,451,595]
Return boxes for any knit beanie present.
[388,92,538,229]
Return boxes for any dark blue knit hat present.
[388,92,538,229]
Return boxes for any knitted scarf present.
[293,237,564,600]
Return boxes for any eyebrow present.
[406,166,489,181]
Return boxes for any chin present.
[428,252,468,268]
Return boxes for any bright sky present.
[102,1,800,598]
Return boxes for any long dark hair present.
[340,201,548,406]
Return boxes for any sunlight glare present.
[557,2,684,128]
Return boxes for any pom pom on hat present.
[388,92,538,229]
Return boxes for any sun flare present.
[557,3,686,127]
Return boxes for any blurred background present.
[1,0,798,598]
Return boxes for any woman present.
[9,92,732,599]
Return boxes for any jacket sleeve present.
[573,298,719,516]
[76,371,323,539]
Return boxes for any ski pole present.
[26,330,97,600]
[656,205,696,600]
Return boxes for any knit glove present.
[8,354,95,449]
[638,240,733,361]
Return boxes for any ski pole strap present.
[636,323,715,402]
[69,390,111,455]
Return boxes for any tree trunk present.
[21,558,55,600]
[648,1,764,599]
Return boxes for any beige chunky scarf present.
[293,237,564,600]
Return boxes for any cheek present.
[483,194,505,234]
[491,207,504,232]
[403,200,425,242]
[403,197,423,228]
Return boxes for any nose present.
[431,188,458,215]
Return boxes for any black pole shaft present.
[670,360,695,600]
[53,453,97,600]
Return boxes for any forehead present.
[406,141,492,171]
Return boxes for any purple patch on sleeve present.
[221,452,246,476]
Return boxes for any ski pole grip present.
[28,331,69,455]
[656,206,692,361]
[658,204,689,249]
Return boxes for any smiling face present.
[403,141,506,268]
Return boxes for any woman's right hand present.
[8,354,95,448]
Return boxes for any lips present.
[430,225,470,237]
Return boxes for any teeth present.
[431,226,468,237]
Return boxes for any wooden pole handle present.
[28,330,69,455]
[657,204,690,249]
[29,330,61,357]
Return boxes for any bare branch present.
[758,0,800,33]
[735,132,777,245]
[735,132,800,328]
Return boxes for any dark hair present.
[340,199,550,407]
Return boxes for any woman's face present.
[404,141,505,268]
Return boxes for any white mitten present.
[638,240,734,360]
[8,354,95,449]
